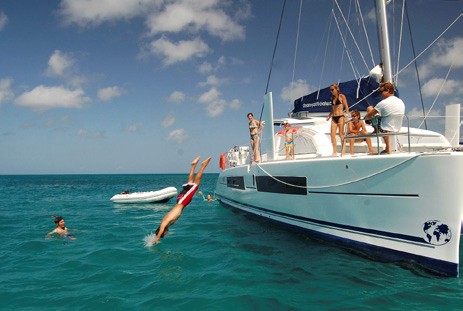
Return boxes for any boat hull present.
[110,186,178,204]
[215,153,463,276]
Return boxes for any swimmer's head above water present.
[52,216,65,228]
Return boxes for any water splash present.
[143,233,158,248]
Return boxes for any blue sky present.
[0,0,462,174]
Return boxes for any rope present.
[332,9,361,81]
[355,0,375,68]
[257,0,287,162]
[348,85,380,110]
[291,0,303,89]
[334,0,370,74]
[404,0,427,129]
[418,58,456,129]
[255,154,420,189]
[394,0,406,87]
[264,0,287,95]
[317,9,334,99]
[395,13,463,77]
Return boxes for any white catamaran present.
[215,0,463,276]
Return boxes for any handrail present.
[341,115,410,155]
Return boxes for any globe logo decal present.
[422,220,451,246]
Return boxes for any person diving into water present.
[151,156,211,245]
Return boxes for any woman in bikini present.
[326,83,349,156]
[247,112,264,163]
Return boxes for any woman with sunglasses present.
[326,83,349,156]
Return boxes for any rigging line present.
[337,0,352,79]
[418,58,456,129]
[317,10,334,99]
[404,0,427,129]
[264,0,287,95]
[291,0,303,86]
[355,0,375,67]
[391,0,397,84]
[448,120,462,145]
[255,154,419,189]
[259,0,287,161]
[332,9,361,81]
[394,0,406,87]
[333,0,370,73]
[394,13,463,77]
[347,85,380,110]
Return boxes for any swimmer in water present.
[46,216,76,239]
[151,156,211,245]
[198,191,215,202]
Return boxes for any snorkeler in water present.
[46,216,76,239]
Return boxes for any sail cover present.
[292,76,382,115]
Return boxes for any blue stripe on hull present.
[219,199,459,277]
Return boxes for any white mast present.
[375,0,393,83]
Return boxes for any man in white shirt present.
[365,82,405,154]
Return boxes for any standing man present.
[364,82,405,154]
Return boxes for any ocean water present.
[1,174,462,310]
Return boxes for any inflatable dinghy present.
[110,186,178,203]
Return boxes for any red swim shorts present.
[176,183,198,206]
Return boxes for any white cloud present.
[59,0,248,42]
[168,90,186,103]
[204,98,240,117]
[98,86,123,102]
[145,0,246,41]
[429,37,463,68]
[59,0,151,26]
[15,86,90,110]
[198,87,220,103]
[162,114,176,128]
[0,11,8,31]
[197,56,242,74]
[198,61,213,74]
[198,75,228,87]
[168,128,187,143]
[0,78,14,104]
[149,36,209,65]
[58,1,248,67]
[45,50,76,77]
[198,87,240,117]
[205,99,226,117]
[419,37,463,79]
[421,78,462,98]
[44,50,86,88]
[280,79,311,103]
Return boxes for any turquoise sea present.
[1,174,462,310]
